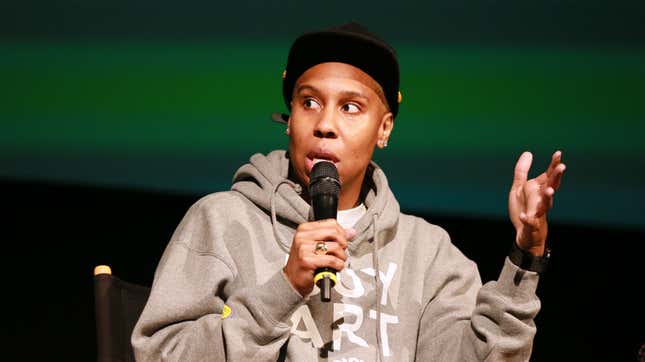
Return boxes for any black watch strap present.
[508,241,550,274]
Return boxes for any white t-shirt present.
[336,203,367,229]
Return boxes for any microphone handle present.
[312,193,338,303]
[314,267,336,302]
[312,194,337,220]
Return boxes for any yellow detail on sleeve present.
[221,304,232,319]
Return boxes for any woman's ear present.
[286,103,293,136]
[286,116,291,136]
[377,112,394,148]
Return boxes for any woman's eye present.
[303,98,320,110]
[342,103,360,114]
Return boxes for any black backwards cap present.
[272,22,401,124]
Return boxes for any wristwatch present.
[508,241,550,273]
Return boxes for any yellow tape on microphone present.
[314,271,337,285]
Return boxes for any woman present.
[132,22,565,361]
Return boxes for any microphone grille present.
[310,161,340,196]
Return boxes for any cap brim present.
[271,112,289,124]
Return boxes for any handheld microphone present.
[309,161,340,303]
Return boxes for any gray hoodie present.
[132,150,540,361]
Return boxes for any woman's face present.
[287,62,393,209]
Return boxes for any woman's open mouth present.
[305,151,339,173]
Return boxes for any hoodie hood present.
[231,150,400,254]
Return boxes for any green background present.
[2,0,644,229]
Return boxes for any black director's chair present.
[93,265,151,362]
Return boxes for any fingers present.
[285,220,354,296]
[303,254,345,272]
[519,210,546,232]
[512,151,533,188]
[320,241,347,261]
[308,241,347,261]
[522,178,556,219]
[296,219,355,249]
[519,212,532,227]
[534,186,553,218]
[546,150,561,176]
[526,179,560,219]
[537,153,565,217]
[515,151,566,217]
[511,151,565,248]
[292,218,353,265]
[548,163,566,191]
[522,180,543,218]
[296,238,348,275]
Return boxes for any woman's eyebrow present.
[295,84,319,95]
[295,85,369,101]
[296,84,369,101]
[338,90,369,101]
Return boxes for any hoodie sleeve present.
[131,197,305,361]
[415,230,540,362]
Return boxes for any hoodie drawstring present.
[372,213,384,362]
[270,179,302,254]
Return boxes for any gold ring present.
[314,242,328,256]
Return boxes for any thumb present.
[512,151,533,187]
